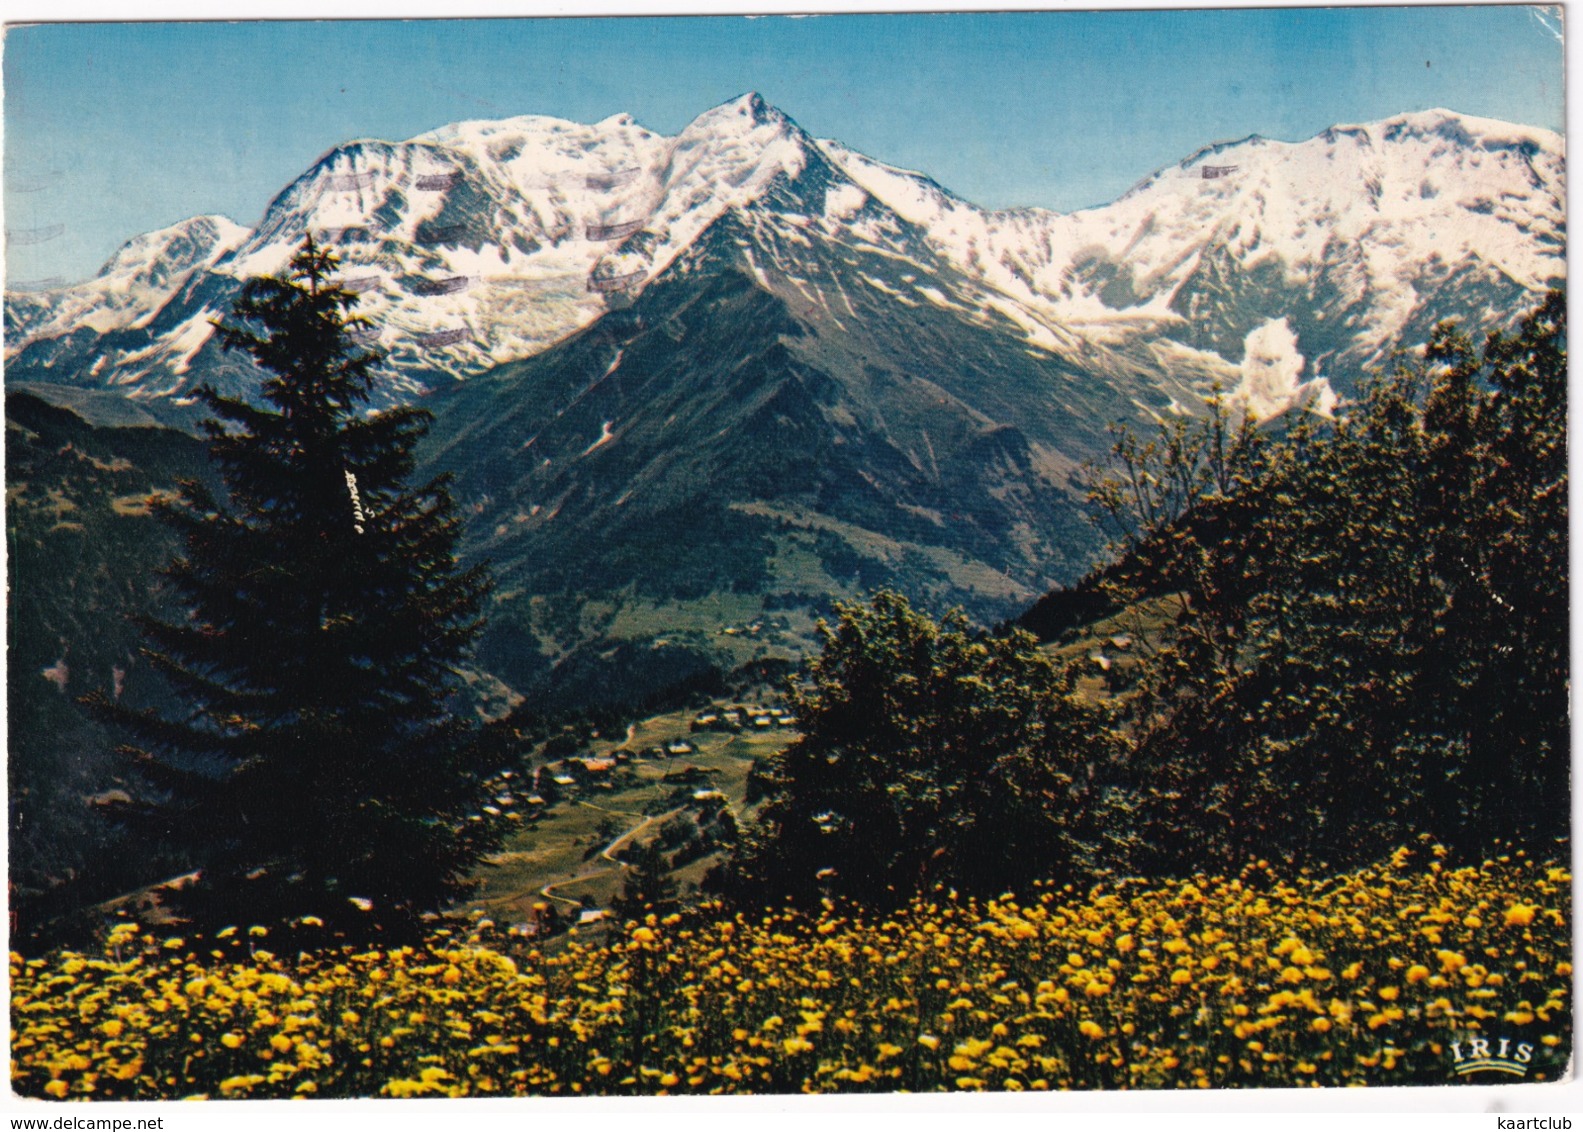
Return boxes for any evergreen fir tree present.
[92,237,503,937]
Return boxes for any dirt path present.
[535,803,682,911]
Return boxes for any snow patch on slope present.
[822,182,868,222]
[1236,318,1337,419]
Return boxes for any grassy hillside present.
[5,390,217,938]
[465,701,796,927]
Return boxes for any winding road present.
[536,802,684,911]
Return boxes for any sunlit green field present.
[466,705,792,923]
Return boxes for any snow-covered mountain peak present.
[582,93,824,290]
[687,91,785,131]
[1349,107,1562,152]
[6,99,1562,416]
[5,213,251,355]
[412,111,661,157]
[95,214,251,289]
[670,92,810,172]
[413,113,568,144]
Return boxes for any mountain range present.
[5,93,1567,706]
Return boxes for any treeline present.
[721,290,1568,905]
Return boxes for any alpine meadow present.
[3,10,1570,1103]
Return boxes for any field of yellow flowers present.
[10,848,1571,1099]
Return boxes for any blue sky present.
[2,5,1566,285]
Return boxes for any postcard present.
[3,2,1574,1122]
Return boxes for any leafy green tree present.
[728,591,1126,906]
[613,837,679,921]
[1414,291,1568,849]
[91,237,503,937]
[1095,290,1568,872]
